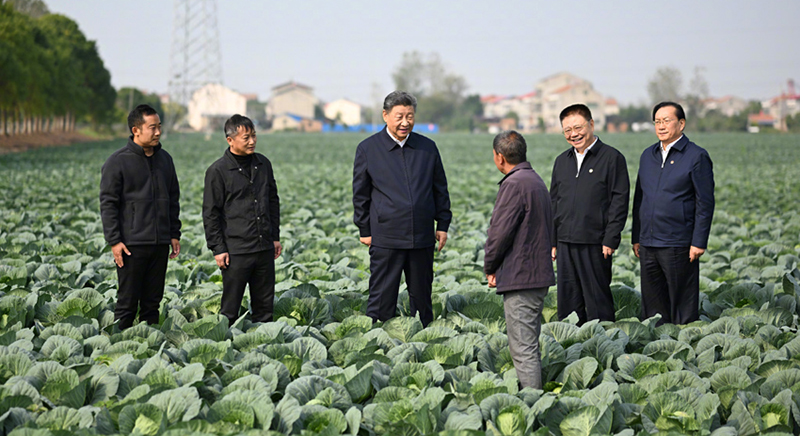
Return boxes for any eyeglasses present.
[653,118,675,126]
[562,123,587,136]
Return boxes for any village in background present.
[172,71,800,135]
[2,0,799,141]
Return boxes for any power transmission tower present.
[167,0,223,128]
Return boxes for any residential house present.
[761,79,800,131]
[271,113,322,132]
[702,96,748,117]
[537,72,606,133]
[187,83,247,131]
[482,92,539,132]
[266,81,318,121]
[324,99,362,126]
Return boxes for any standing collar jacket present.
[550,138,630,249]
[484,162,555,293]
[632,135,715,248]
[352,127,451,249]
[202,148,280,255]
[100,136,181,246]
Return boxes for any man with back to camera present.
[100,104,181,330]
[352,91,452,327]
[484,130,555,389]
[550,103,630,324]
[203,114,281,326]
[632,101,715,325]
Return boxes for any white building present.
[324,98,362,126]
[187,83,247,131]
[266,81,318,121]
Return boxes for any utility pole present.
[167,0,223,132]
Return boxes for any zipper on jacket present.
[149,155,159,244]
[400,147,415,248]
[650,148,667,239]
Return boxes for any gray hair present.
[383,91,417,112]
[493,130,527,165]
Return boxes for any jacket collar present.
[224,148,267,169]
[380,126,415,150]
[498,161,532,185]
[652,134,689,155]
[566,137,604,158]
[126,135,162,156]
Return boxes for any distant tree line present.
[0,1,116,136]
[391,51,483,132]
[608,66,765,133]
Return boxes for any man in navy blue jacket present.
[632,102,715,325]
[352,91,451,326]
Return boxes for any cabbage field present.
[0,132,799,436]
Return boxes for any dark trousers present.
[556,242,614,324]
[639,246,699,325]
[115,244,169,330]
[220,249,275,325]
[367,245,434,327]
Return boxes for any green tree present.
[0,3,44,134]
[617,104,650,124]
[785,113,800,132]
[5,0,49,18]
[685,66,709,118]
[647,66,683,105]
[0,5,116,135]
[391,51,472,131]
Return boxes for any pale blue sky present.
[47,0,799,106]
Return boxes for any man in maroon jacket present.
[484,130,555,389]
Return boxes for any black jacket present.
[484,162,555,292]
[203,149,280,255]
[352,128,451,249]
[100,137,181,246]
[550,139,629,249]
[632,135,714,248]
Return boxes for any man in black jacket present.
[203,115,281,326]
[485,131,555,389]
[550,104,629,324]
[100,104,181,330]
[352,91,451,327]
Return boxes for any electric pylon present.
[167,0,223,127]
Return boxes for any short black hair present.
[559,103,592,123]
[652,101,686,121]
[128,104,159,134]
[224,114,255,138]
[383,91,417,112]
[493,130,527,165]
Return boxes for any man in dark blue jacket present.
[632,102,715,325]
[485,131,555,389]
[352,91,451,327]
[100,104,181,330]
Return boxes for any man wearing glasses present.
[550,104,629,325]
[632,101,715,325]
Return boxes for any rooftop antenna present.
[166,0,223,132]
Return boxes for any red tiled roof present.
[748,112,774,123]
[552,85,572,94]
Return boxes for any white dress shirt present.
[387,129,408,148]
[575,137,598,175]
[660,134,683,167]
